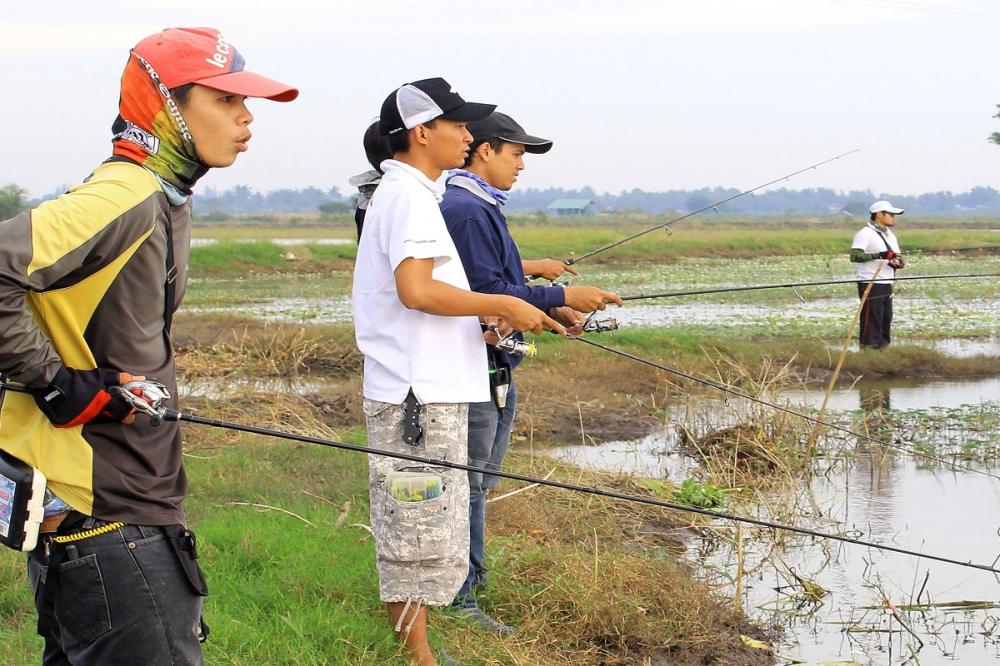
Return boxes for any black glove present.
[888,255,905,269]
[876,250,896,260]
[30,366,134,428]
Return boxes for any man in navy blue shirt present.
[441,111,621,633]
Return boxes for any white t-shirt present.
[352,160,489,404]
[851,223,901,284]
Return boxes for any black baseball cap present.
[466,112,553,154]
[379,77,495,136]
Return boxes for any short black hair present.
[363,121,393,174]
[870,212,877,222]
[171,83,194,106]
[387,120,436,155]
[462,137,505,168]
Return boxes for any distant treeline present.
[194,185,349,216]
[505,185,1000,216]
[23,182,1000,217]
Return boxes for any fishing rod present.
[567,336,1000,483]
[0,386,995,573]
[0,380,515,473]
[621,272,1000,302]
[147,406,1000,574]
[563,149,860,267]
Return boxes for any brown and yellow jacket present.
[0,160,191,525]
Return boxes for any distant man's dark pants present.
[858,282,893,349]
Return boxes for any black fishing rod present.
[567,336,1000,483]
[1,382,995,572]
[563,149,860,266]
[152,408,1000,574]
[621,272,1000,302]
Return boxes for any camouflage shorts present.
[364,398,470,606]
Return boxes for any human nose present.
[462,128,472,144]
[238,100,253,126]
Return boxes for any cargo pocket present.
[55,553,112,645]
[372,471,453,563]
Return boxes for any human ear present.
[412,125,431,146]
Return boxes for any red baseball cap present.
[133,27,298,102]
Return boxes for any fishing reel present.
[582,311,619,334]
[583,317,618,333]
[112,380,171,426]
[495,334,537,358]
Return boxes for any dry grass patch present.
[469,456,771,665]
[175,320,362,379]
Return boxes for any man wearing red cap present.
[0,27,296,664]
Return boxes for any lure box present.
[0,451,46,551]
[387,471,442,502]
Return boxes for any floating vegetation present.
[850,400,1000,461]
[672,478,732,509]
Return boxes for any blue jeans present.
[454,381,517,608]
[28,523,206,665]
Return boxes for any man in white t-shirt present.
[850,200,905,349]
[352,77,564,666]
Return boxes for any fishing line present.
[563,149,860,266]
[621,272,1000,302]
[0,381,504,472]
[567,336,1000,482]
[2,385,994,572]
[154,408,1000,574]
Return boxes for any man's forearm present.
[849,248,880,263]
[396,272,513,318]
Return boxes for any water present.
[932,335,1000,358]
[784,376,1000,412]
[181,291,1000,338]
[186,296,354,323]
[548,377,1000,665]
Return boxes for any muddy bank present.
[172,317,1000,447]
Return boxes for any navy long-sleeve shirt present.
[441,176,565,370]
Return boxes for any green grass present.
[186,218,1000,278]
[505,219,1000,263]
[0,430,461,665]
[0,414,763,665]
[190,241,355,276]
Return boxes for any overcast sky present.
[2,0,998,199]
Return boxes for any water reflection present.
[858,385,894,449]
[546,379,1000,666]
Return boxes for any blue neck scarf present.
[448,169,509,206]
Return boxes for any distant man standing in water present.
[440,111,621,633]
[850,200,905,349]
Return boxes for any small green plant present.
[673,478,730,509]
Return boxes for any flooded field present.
[184,254,1000,339]
[549,376,1000,665]
[174,247,1000,664]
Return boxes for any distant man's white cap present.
[870,200,904,215]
